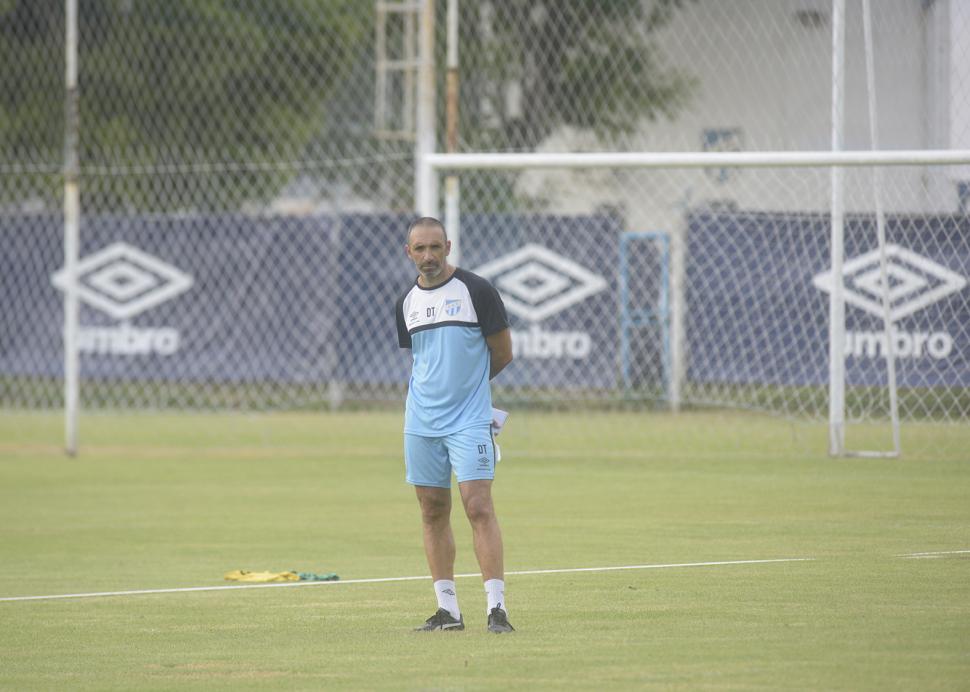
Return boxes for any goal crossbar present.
[425,149,970,171]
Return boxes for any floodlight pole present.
[63,0,80,457]
[444,0,461,266]
[415,0,437,217]
[827,0,846,457]
[863,0,901,457]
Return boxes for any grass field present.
[1,411,969,690]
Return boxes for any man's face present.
[406,225,450,282]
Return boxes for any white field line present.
[898,549,970,559]
[0,557,813,604]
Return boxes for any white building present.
[516,0,970,233]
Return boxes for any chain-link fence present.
[2,1,969,453]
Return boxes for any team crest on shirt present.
[444,299,462,317]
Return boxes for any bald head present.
[405,216,453,286]
[407,216,448,245]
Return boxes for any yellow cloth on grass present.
[223,570,300,583]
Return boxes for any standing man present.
[395,217,515,633]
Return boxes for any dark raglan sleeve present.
[467,271,509,337]
[395,293,412,348]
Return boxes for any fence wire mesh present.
[455,164,970,427]
[1,1,969,453]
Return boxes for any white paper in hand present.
[490,407,509,435]
[491,408,509,463]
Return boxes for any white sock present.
[484,579,506,614]
[434,580,460,620]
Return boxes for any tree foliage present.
[0,1,695,212]
[0,0,367,210]
[459,0,697,149]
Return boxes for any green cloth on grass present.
[223,570,339,583]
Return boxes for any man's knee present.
[462,492,496,526]
[417,488,451,525]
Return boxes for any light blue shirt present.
[396,268,509,436]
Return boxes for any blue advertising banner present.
[462,214,620,389]
[2,212,620,392]
[339,213,621,389]
[304,212,620,388]
[687,211,970,387]
[333,212,416,386]
[2,214,338,384]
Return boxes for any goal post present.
[422,148,970,457]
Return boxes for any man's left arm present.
[486,328,513,379]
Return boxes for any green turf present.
[1,411,969,690]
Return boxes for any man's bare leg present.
[415,486,455,580]
[414,486,464,630]
[459,479,513,631]
[458,479,504,580]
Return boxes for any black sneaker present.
[487,606,514,633]
[414,608,464,632]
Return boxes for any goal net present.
[425,156,970,457]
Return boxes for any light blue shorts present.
[404,425,496,488]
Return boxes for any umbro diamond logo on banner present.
[472,244,608,322]
[812,244,967,322]
[51,242,193,320]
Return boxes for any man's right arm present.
[486,328,513,379]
